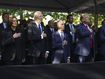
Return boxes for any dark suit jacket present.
[27,22,45,56]
[75,23,91,56]
[0,22,10,31]
[52,31,70,59]
[99,25,105,55]
[44,26,54,51]
[0,22,10,50]
[0,23,10,61]
[65,24,76,43]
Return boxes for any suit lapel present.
[56,32,62,42]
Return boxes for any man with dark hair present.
[98,19,105,61]
[75,14,93,63]
[0,12,10,65]
[45,20,55,63]
[65,14,76,62]
[0,12,9,30]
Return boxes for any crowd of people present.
[0,11,105,65]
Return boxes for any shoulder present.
[73,24,77,28]
[0,23,3,26]
[64,33,68,37]
[65,24,69,28]
[77,23,85,29]
[53,31,57,35]
[52,31,59,36]
[100,25,105,32]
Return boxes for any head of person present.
[34,11,43,23]
[11,16,18,28]
[9,15,13,23]
[2,12,9,23]
[57,20,65,31]
[80,14,90,24]
[48,20,54,28]
[67,14,73,24]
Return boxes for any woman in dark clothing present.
[10,17,26,65]
[1,17,25,65]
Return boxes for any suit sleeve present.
[1,32,14,46]
[77,26,91,38]
[52,33,62,50]
[100,27,105,42]
[27,26,41,41]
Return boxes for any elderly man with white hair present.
[27,11,48,64]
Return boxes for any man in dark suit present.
[65,14,76,62]
[52,20,70,64]
[27,11,47,64]
[0,12,10,64]
[0,12,9,30]
[45,20,55,64]
[75,14,93,63]
[99,19,105,61]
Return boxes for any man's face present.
[68,16,73,24]
[37,12,43,22]
[57,21,65,31]
[48,20,54,28]
[3,14,9,23]
[9,15,13,22]
[82,15,90,24]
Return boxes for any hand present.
[67,57,70,63]
[13,33,21,38]
[17,33,21,37]
[41,32,47,39]
[62,40,68,46]
[42,31,47,38]
[43,33,47,38]
[45,51,49,59]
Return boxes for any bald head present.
[34,11,43,21]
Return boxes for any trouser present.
[25,50,46,65]
[2,50,15,65]
[25,55,39,65]
[78,56,87,63]
[70,43,76,62]
[52,50,64,64]
[46,51,54,64]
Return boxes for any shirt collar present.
[69,23,73,26]
[35,21,41,27]
[58,30,64,35]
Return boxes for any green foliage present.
[0,8,104,28]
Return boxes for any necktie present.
[3,23,7,29]
[51,28,54,33]
[70,25,74,32]
[38,25,42,33]
[61,32,64,41]
[70,25,75,42]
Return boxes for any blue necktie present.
[70,25,75,42]
[61,32,64,41]
[39,25,42,33]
